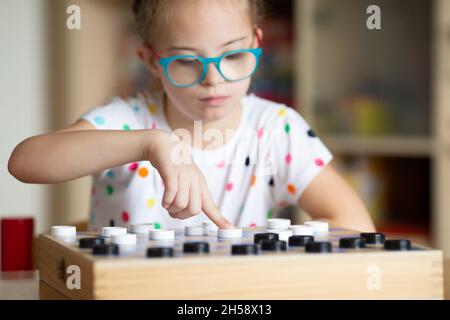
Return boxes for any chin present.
[196,103,234,121]
[198,109,227,122]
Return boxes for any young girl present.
[8,0,375,232]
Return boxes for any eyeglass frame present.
[145,32,263,88]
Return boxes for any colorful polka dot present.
[147,198,156,208]
[122,211,129,223]
[106,170,115,178]
[307,129,317,137]
[315,158,324,167]
[225,182,233,191]
[106,185,114,196]
[217,161,225,169]
[245,156,250,166]
[267,209,273,219]
[129,162,138,171]
[148,104,157,114]
[138,167,149,178]
[250,175,257,186]
[284,123,290,134]
[285,153,292,164]
[154,222,161,229]
[249,223,257,228]
[269,177,274,187]
[257,127,264,139]
[94,116,105,126]
[277,108,286,117]
[123,124,131,131]
[133,105,140,113]
[287,184,296,195]
[109,219,115,227]
[151,121,157,129]
[247,108,254,119]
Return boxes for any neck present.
[163,93,242,150]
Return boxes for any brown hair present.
[132,0,266,44]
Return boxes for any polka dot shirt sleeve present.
[267,106,333,206]
[80,97,147,131]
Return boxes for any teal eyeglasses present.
[146,34,263,88]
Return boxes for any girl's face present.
[137,0,263,123]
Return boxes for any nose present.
[201,62,225,87]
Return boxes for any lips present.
[199,95,230,106]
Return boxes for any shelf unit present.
[296,0,450,254]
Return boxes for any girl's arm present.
[8,119,152,184]
[8,119,232,228]
[297,165,376,232]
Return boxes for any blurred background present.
[1,0,450,262]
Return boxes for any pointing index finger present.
[201,191,234,229]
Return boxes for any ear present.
[136,44,161,79]
[254,26,264,48]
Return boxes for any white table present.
[0,270,39,300]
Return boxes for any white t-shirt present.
[80,90,333,230]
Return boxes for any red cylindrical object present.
[1,217,34,271]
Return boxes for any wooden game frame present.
[38,231,444,299]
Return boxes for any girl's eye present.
[174,58,198,65]
[224,53,245,61]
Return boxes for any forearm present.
[298,165,376,232]
[8,129,157,184]
[312,187,376,232]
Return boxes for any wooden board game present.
[38,223,444,299]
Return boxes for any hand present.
[143,129,233,229]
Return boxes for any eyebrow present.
[167,36,248,52]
